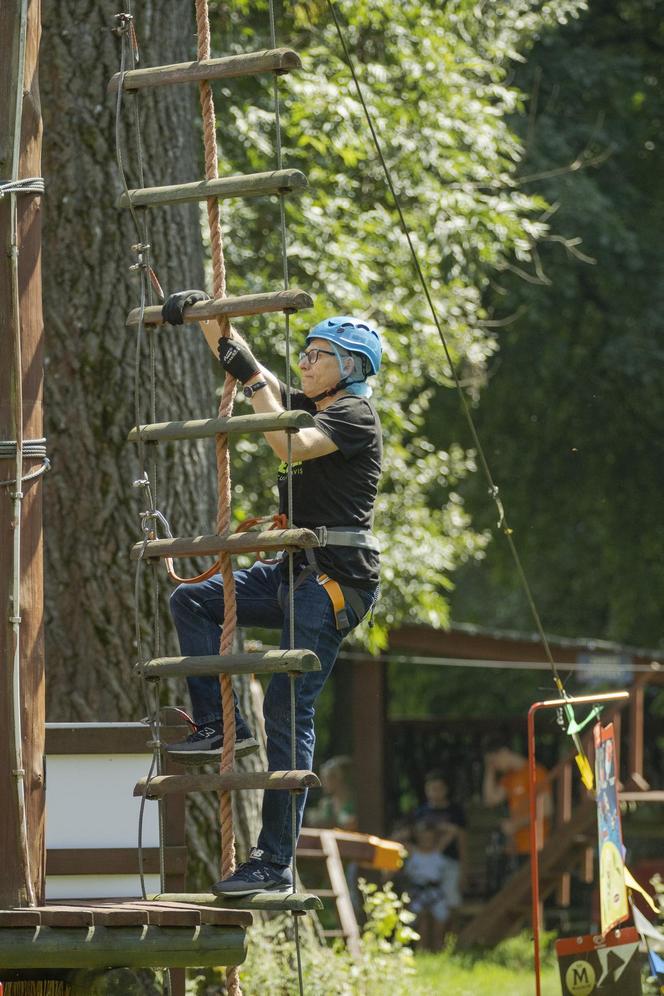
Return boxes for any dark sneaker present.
[211,849,293,897]
[165,722,259,764]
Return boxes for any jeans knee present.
[169,583,190,621]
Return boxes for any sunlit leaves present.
[204,0,586,643]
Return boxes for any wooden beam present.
[108,48,301,93]
[130,527,320,561]
[619,790,664,803]
[628,679,645,781]
[155,892,323,912]
[47,845,188,876]
[135,769,321,799]
[0,0,45,908]
[127,288,313,327]
[0,925,247,970]
[45,722,186,755]
[116,169,307,210]
[128,410,315,444]
[320,831,361,958]
[138,649,321,679]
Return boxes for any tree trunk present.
[40,1,264,889]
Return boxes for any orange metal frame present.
[527,690,630,996]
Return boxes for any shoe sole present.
[211,883,292,898]
[167,738,260,765]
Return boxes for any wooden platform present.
[0,900,250,970]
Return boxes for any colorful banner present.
[594,721,629,934]
[556,928,642,995]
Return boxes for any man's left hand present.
[217,336,260,384]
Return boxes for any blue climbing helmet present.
[306,316,382,376]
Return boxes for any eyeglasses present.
[298,348,336,366]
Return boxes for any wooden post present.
[0,0,45,906]
[352,654,386,835]
[628,676,645,783]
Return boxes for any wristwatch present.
[243,380,268,399]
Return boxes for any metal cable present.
[324,0,585,752]
[268,1,306,991]
[0,439,50,487]
[0,177,44,197]
[112,21,171,993]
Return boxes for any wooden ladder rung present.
[108,48,301,93]
[130,528,320,561]
[153,892,324,913]
[137,649,321,680]
[134,769,321,799]
[126,288,313,327]
[116,170,306,210]
[128,410,316,444]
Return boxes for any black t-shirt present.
[413,803,466,862]
[277,386,382,589]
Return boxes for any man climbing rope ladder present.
[162,291,382,895]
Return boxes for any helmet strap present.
[310,377,352,403]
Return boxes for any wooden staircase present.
[457,798,596,948]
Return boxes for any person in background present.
[306,755,357,831]
[403,820,456,951]
[482,744,552,880]
[394,770,466,934]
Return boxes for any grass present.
[413,952,560,995]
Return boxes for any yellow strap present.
[317,574,346,627]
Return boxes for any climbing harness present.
[325,0,596,787]
[275,527,379,630]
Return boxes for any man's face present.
[299,337,348,400]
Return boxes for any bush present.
[188,881,417,996]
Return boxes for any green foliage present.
[188,922,563,996]
[188,881,416,995]
[446,1,664,649]
[203,0,588,642]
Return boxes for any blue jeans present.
[169,559,377,865]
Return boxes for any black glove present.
[161,289,210,325]
[217,336,261,384]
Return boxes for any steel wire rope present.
[112,18,171,992]
[267,1,305,991]
[324,0,588,756]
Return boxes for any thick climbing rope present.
[326,0,593,777]
[193,3,241,994]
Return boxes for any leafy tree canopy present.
[446,0,664,649]
[197,0,587,649]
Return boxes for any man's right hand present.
[161,289,210,325]
[217,336,260,384]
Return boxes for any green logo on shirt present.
[278,460,303,478]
